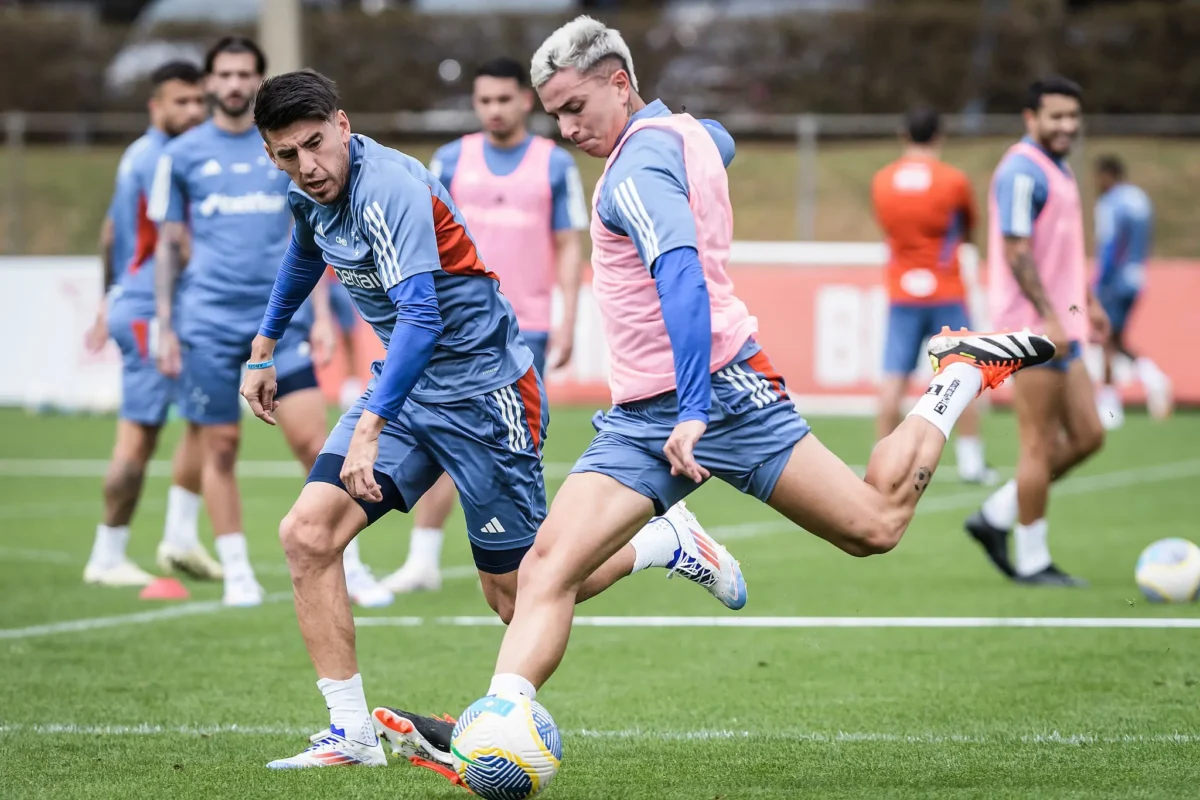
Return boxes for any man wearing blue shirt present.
[81,61,216,587]
[1092,155,1171,426]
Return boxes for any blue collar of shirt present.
[616,98,671,143]
[147,126,169,144]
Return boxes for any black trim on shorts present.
[470,541,533,575]
[276,364,320,400]
[306,452,407,525]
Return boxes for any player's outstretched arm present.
[147,150,190,377]
[548,150,588,369]
[85,217,116,354]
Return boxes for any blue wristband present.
[246,359,275,370]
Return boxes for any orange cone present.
[139,577,190,601]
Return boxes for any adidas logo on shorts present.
[481,518,506,534]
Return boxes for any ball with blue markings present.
[450,694,562,799]
[1135,538,1200,603]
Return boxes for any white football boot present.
[156,542,224,581]
[267,725,387,769]
[381,561,442,594]
[83,559,155,587]
[345,562,394,608]
[663,501,747,610]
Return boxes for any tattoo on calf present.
[914,467,931,494]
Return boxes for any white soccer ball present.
[1135,538,1200,603]
[451,694,562,799]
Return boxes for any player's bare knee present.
[279,507,339,570]
[858,515,905,557]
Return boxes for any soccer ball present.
[1135,538,1200,603]
[450,694,562,800]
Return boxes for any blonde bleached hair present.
[529,15,639,93]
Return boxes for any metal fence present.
[5,110,1200,254]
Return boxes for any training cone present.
[139,577,190,601]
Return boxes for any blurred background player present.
[325,269,365,410]
[81,61,220,587]
[965,76,1108,587]
[1091,154,1171,428]
[383,56,588,595]
[871,107,993,485]
[149,36,390,607]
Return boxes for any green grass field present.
[3,136,1199,257]
[2,406,1200,798]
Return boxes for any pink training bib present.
[450,133,557,332]
[987,141,1089,342]
[590,114,758,404]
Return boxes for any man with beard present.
[383,56,589,596]
[149,37,391,607]
[964,76,1108,586]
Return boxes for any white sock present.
[316,673,376,745]
[89,524,129,569]
[955,436,986,480]
[403,527,444,571]
[342,537,364,572]
[981,479,1018,531]
[629,515,681,573]
[1135,357,1168,391]
[488,672,536,700]
[1014,518,1051,576]
[1097,384,1121,410]
[907,363,983,441]
[162,485,202,550]
[215,533,252,578]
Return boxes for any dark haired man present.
[871,107,993,485]
[149,40,390,608]
[82,60,214,587]
[966,77,1108,587]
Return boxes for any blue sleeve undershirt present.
[653,246,711,425]
[258,230,326,340]
[364,272,444,422]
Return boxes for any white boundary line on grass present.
[0,593,292,640]
[0,722,1198,745]
[2,458,1198,641]
[353,615,1200,629]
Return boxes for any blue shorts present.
[571,349,811,515]
[311,367,548,569]
[328,279,359,334]
[178,322,315,425]
[523,330,549,377]
[1097,287,1139,337]
[883,302,972,376]
[108,300,174,426]
[1031,339,1083,373]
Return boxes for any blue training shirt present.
[107,127,170,313]
[1095,182,1153,294]
[268,134,531,404]
[148,120,312,348]
[991,136,1072,239]
[429,135,588,231]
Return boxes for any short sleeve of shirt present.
[549,146,588,232]
[597,129,697,273]
[146,144,188,224]
[428,140,462,191]
[352,159,442,291]
[992,154,1049,238]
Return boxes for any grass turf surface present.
[3,136,1200,257]
[2,406,1200,798]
